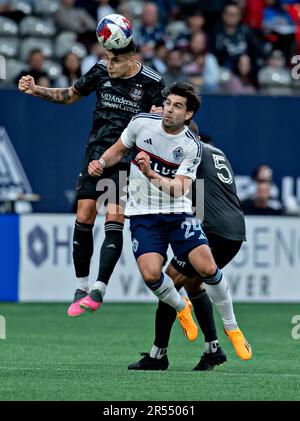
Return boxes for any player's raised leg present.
[178,269,227,370]
[68,199,97,317]
[130,262,226,371]
[136,252,198,342]
[80,203,125,312]
[143,262,226,371]
[188,245,252,360]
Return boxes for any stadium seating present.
[0,37,19,58]
[54,40,87,60]
[165,21,188,42]
[43,59,62,80]
[19,16,56,37]
[0,16,18,36]
[11,0,32,15]
[20,37,53,61]
[34,0,59,17]
[2,58,25,83]
[54,30,77,57]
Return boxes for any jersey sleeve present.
[149,78,166,107]
[120,116,141,149]
[176,141,202,181]
[74,63,104,96]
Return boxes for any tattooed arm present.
[18,75,81,104]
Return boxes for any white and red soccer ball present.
[96,14,133,50]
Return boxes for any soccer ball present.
[96,14,133,50]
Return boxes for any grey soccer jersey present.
[194,143,246,241]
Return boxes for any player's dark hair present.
[167,82,201,115]
[107,39,137,55]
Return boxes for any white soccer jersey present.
[121,113,202,216]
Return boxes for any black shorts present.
[171,232,243,277]
[76,162,130,206]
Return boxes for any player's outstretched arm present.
[18,75,81,104]
[88,138,130,177]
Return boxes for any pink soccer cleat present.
[79,289,103,313]
[68,289,88,317]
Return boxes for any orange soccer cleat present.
[224,327,252,360]
[177,297,199,342]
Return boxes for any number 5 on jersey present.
[212,154,233,184]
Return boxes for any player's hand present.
[136,152,151,176]
[150,105,162,114]
[18,75,36,95]
[88,160,104,177]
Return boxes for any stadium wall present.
[0,91,298,212]
[1,214,300,303]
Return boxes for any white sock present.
[178,287,188,298]
[93,281,107,297]
[76,277,89,291]
[204,340,219,354]
[147,273,185,311]
[150,345,167,359]
[204,275,238,331]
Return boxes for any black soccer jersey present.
[74,60,165,164]
[194,143,246,241]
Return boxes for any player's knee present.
[76,200,97,224]
[77,209,96,224]
[140,267,162,284]
[105,213,125,224]
[201,263,218,279]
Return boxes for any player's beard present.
[163,117,183,134]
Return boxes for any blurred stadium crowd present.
[0,1,299,216]
[1,0,300,95]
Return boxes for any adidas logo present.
[103,81,112,87]
[143,138,152,145]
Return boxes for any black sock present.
[154,300,177,349]
[72,220,94,278]
[97,221,123,285]
[189,290,218,342]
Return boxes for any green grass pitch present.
[0,303,300,401]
